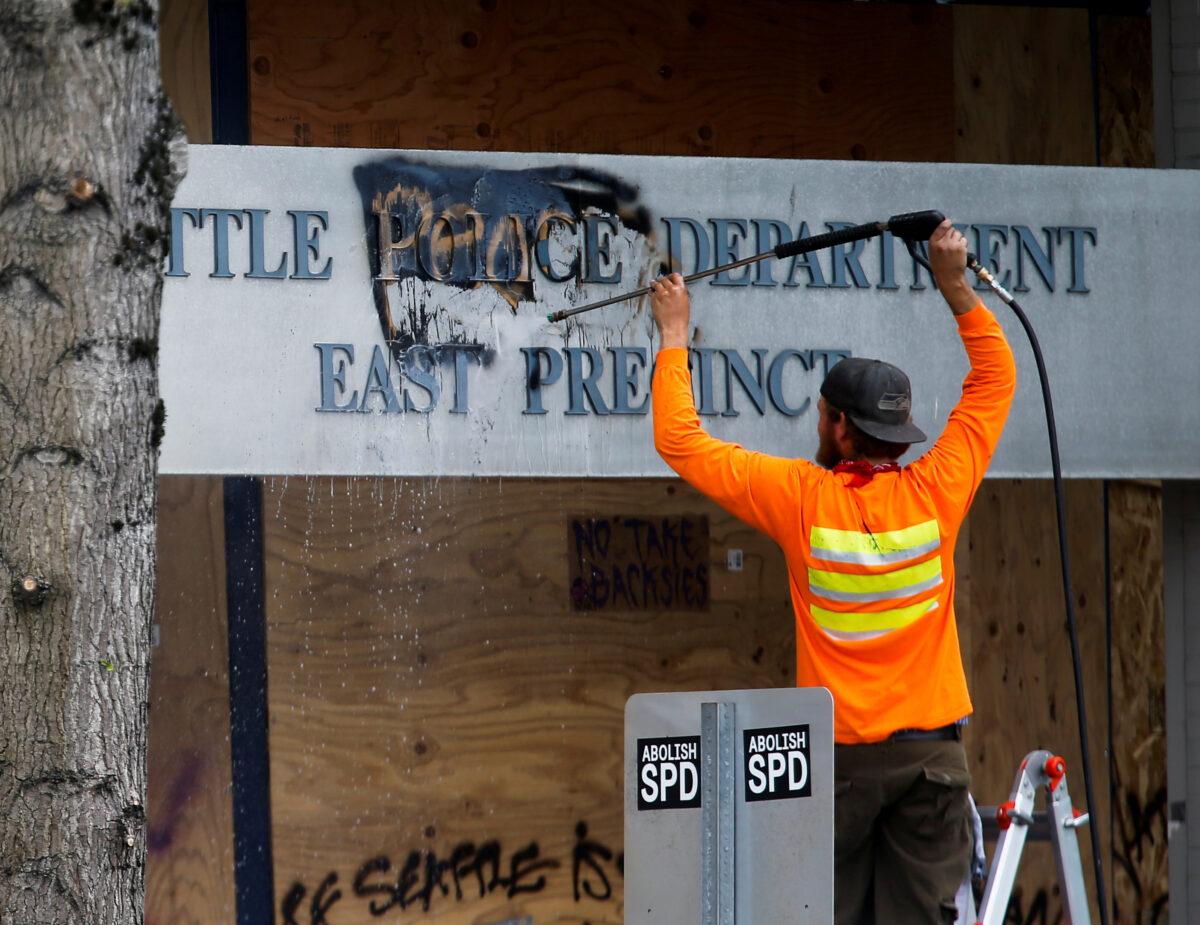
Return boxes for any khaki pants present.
[835,737,972,925]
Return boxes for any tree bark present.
[0,2,184,921]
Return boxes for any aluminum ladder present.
[969,749,1093,925]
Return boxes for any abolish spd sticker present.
[743,724,811,802]
[637,736,702,810]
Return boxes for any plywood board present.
[954,6,1095,165]
[145,476,236,925]
[1098,15,1156,169]
[962,478,1111,922]
[261,473,1137,924]
[1108,481,1168,922]
[159,0,212,144]
[247,0,954,160]
[262,476,794,924]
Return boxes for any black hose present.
[1001,294,1109,925]
[912,238,1109,923]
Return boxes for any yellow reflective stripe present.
[809,556,942,599]
[810,519,939,556]
[810,598,938,633]
[820,626,892,642]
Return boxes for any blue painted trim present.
[209,1,268,917]
[209,0,250,144]
[223,476,275,925]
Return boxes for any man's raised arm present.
[907,221,1018,516]
[649,274,802,542]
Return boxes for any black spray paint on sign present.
[353,158,653,359]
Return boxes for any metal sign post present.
[625,687,834,923]
[701,701,737,925]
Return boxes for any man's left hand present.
[929,220,978,316]
[649,273,690,349]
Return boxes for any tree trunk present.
[0,2,184,921]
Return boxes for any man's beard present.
[815,431,841,470]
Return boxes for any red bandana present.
[833,459,902,479]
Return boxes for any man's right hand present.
[649,273,691,349]
[929,220,979,316]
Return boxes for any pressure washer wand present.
[546,210,947,323]
[545,246,803,322]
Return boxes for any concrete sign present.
[624,688,835,923]
[160,146,1200,478]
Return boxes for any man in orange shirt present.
[649,220,1016,924]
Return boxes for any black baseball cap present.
[820,357,927,444]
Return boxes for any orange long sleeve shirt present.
[652,304,1016,744]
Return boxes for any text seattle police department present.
[166,206,1096,417]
